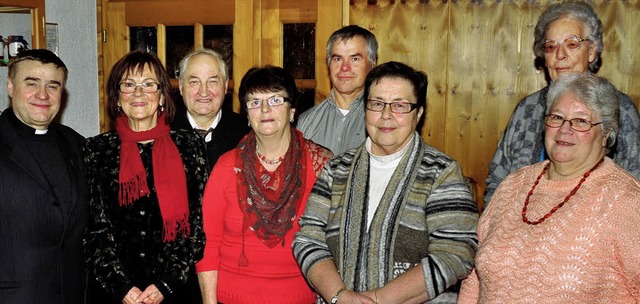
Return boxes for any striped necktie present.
[195,128,213,140]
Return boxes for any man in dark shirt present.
[172,49,249,171]
[0,49,87,304]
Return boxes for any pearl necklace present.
[256,148,284,165]
[521,158,604,225]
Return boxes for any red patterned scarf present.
[115,114,190,242]
[236,128,306,250]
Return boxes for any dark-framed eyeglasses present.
[246,95,290,110]
[119,81,160,93]
[366,99,419,114]
[544,114,602,132]
[541,36,592,53]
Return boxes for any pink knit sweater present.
[459,158,640,303]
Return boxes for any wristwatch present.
[330,287,347,304]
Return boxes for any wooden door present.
[98,0,344,132]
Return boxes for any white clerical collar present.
[35,129,48,135]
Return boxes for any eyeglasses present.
[119,82,160,93]
[541,36,592,53]
[544,114,602,132]
[366,99,419,114]
[246,95,289,109]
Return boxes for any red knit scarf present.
[115,114,190,242]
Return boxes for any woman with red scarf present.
[196,66,333,303]
[83,51,207,304]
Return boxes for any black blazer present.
[83,129,207,303]
[171,109,250,171]
[0,110,87,304]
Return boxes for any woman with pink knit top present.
[458,73,640,303]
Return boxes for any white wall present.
[0,0,100,137]
[46,0,100,137]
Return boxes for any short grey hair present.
[534,1,603,73]
[178,48,229,82]
[546,73,619,148]
[325,25,378,67]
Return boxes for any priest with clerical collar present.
[0,49,87,304]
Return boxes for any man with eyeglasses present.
[297,25,378,155]
[484,1,640,206]
[0,49,87,303]
[172,49,249,171]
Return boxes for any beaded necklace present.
[522,158,604,225]
[256,148,284,165]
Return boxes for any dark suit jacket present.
[0,110,87,304]
[172,109,250,171]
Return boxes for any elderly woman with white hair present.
[459,73,640,303]
[484,1,640,205]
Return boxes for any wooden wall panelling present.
[156,24,166,65]
[194,23,204,50]
[233,0,257,113]
[447,1,548,208]
[447,1,498,208]
[100,0,128,131]
[261,0,282,66]
[0,0,42,7]
[350,0,450,154]
[349,0,640,208]
[594,0,640,108]
[280,0,317,23]
[315,0,343,102]
[124,0,234,26]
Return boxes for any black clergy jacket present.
[0,109,88,304]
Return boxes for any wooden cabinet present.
[0,0,46,110]
[0,0,46,49]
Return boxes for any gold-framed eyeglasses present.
[544,114,602,132]
[119,81,160,93]
[366,99,419,114]
[246,95,290,110]
[541,36,592,53]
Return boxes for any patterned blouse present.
[83,130,208,302]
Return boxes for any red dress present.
[196,141,330,304]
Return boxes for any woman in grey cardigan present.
[293,61,478,304]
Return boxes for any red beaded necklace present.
[522,158,604,225]
[256,148,284,165]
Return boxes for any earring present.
[159,105,165,113]
[117,106,122,113]
[290,116,294,123]
[248,121,251,127]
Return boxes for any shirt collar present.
[186,110,222,130]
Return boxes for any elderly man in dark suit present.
[0,49,87,303]
[172,48,249,171]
